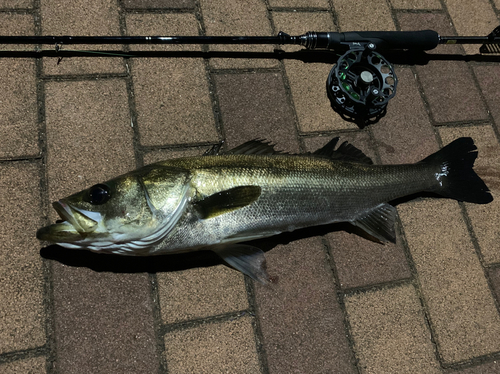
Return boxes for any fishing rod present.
[2,27,499,124]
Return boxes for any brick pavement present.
[0,1,499,373]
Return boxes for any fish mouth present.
[36,201,102,242]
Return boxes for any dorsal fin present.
[313,138,373,164]
[225,139,284,156]
[203,142,224,156]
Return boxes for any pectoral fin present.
[350,203,397,243]
[195,186,262,219]
[212,244,270,284]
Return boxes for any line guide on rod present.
[2,27,499,126]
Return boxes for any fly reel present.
[327,44,397,125]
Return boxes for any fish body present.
[37,137,493,283]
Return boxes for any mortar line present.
[117,3,168,374]
[435,0,500,351]
[265,0,307,152]
[31,0,58,371]
[318,235,362,374]
[194,1,271,371]
[0,346,48,365]
[160,309,254,335]
[387,2,447,368]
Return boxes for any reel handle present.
[302,30,439,51]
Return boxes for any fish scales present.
[36,137,493,283]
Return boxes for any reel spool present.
[327,44,398,125]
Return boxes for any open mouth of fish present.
[36,201,102,242]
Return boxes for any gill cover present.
[38,165,192,254]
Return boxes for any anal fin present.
[212,244,271,284]
[350,203,397,243]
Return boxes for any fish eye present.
[86,184,111,205]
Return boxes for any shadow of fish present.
[37,137,492,283]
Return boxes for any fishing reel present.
[326,42,397,125]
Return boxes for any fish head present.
[37,165,191,254]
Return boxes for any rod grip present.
[312,30,439,50]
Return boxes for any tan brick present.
[41,0,124,75]
[143,147,206,165]
[0,13,34,51]
[132,58,217,146]
[158,265,249,324]
[345,284,441,374]
[44,79,136,202]
[443,0,498,55]
[399,199,500,363]
[164,316,261,373]
[126,13,201,52]
[200,0,277,69]
[0,162,45,353]
[0,0,32,7]
[390,0,441,9]
[439,125,500,265]
[0,356,47,374]
[273,11,355,132]
[334,0,396,31]
[268,0,329,7]
[371,67,437,165]
[0,59,38,159]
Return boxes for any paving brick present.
[443,0,498,55]
[44,79,158,373]
[0,13,34,51]
[302,133,413,289]
[390,0,441,9]
[439,126,500,264]
[327,231,411,289]
[132,58,217,146]
[52,265,158,374]
[0,162,45,353]
[158,265,249,324]
[273,11,356,132]
[126,13,201,52]
[0,14,38,159]
[398,13,488,123]
[345,284,441,374]
[450,361,500,374]
[398,199,500,363]
[41,0,124,75]
[268,0,329,8]
[44,79,135,199]
[164,316,261,373]
[0,58,38,159]
[214,72,299,152]
[371,67,438,165]
[334,0,396,31]
[143,147,207,166]
[0,356,47,374]
[123,0,195,9]
[255,237,357,374]
[475,65,500,134]
[0,0,32,7]
[200,0,277,69]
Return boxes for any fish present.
[36,137,492,283]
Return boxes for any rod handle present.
[304,30,439,51]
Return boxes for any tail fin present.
[421,137,493,204]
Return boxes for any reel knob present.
[327,46,397,126]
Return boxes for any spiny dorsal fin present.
[313,137,373,164]
[350,203,397,243]
[225,139,284,156]
[203,142,224,156]
[194,186,262,219]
